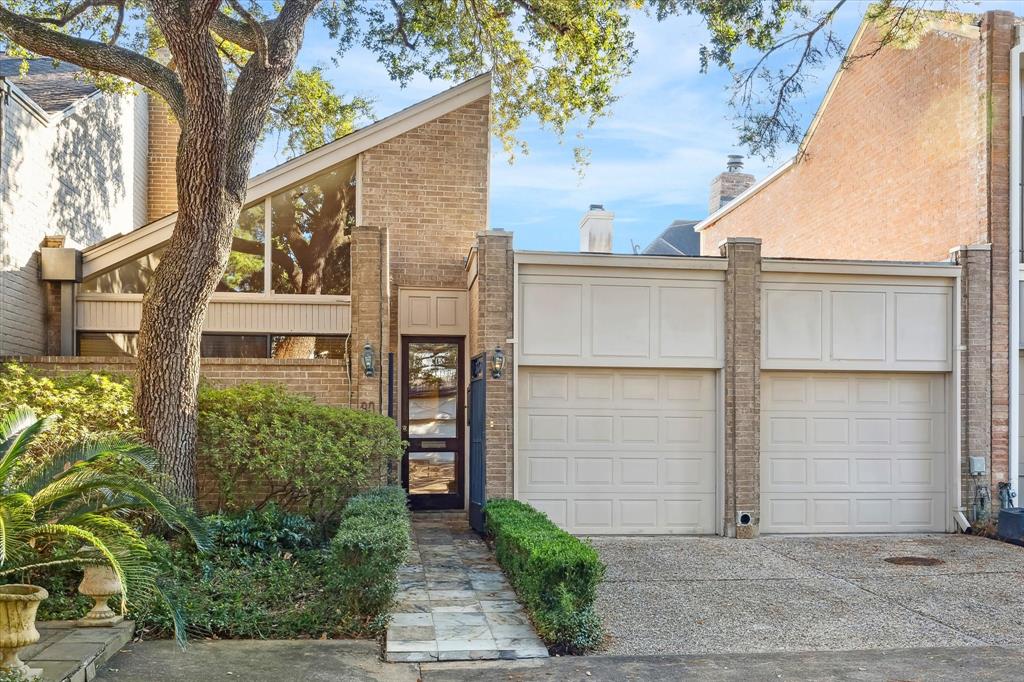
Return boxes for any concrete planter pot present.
[0,584,48,679]
[77,565,124,627]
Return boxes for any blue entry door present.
[468,352,487,532]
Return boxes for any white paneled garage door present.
[762,372,948,533]
[518,367,717,534]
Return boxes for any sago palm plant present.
[0,406,210,644]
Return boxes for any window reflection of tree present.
[408,344,458,438]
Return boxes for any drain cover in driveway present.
[883,556,944,566]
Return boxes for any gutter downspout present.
[0,80,6,356]
[1009,28,1022,505]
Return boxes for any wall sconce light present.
[490,346,505,379]
[362,343,375,377]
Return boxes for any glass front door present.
[401,338,464,509]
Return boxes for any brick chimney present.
[146,95,180,222]
[579,204,613,253]
[708,155,755,214]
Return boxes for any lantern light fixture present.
[490,346,505,379]
[362,343,375,377]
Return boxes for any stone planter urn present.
[0,583,48,679]
[76,565,124,627]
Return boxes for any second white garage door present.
[517,367,716,534]
[762,372,948,533]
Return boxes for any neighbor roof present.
[642,219,700,256]
[0,56,99,114]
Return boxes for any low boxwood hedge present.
[484,499,605,653]
[328,485,411,634]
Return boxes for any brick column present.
[350,225,388,413]
[147,95,180,222]
[720,237,761,538]
[40,235,65,355]
[953,244,995,521]
[982,10,1014,491]
[474,230,514,499]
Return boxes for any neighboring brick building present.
[0,56,150,355]
[696,11,1019,507]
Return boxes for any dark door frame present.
[401,335,466,510]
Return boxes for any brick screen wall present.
[6,355,353,511]
[699,21,988,261]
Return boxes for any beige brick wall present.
[983,11,1013,488]
[700,21,988,261]
[350,224,388,413]
[471,231,514,499]
[955,245,996,520]
[147,96,179,222]
[721,238,761,538]
[360,95,490,385]
[7,355,354,511]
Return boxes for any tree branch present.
[0,4,185,118]
[224,0,268,64]
[209,11,272,52]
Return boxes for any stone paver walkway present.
[385,513,548,663]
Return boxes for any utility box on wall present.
[39,248,82,282]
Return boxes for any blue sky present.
[253,1,1017,253]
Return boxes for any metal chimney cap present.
[726,155,744,172]
[589,203,604,210]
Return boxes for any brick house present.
[3,38,1001,537]
[695,10,1024,516]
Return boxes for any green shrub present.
[197,383,404,521]
[0,363,137,463]
[327,486,410,636]
[206,504,319,555]
[484,499,605,654]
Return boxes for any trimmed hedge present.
[327,486,411,635]
[484,499,605,653]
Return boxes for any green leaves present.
[0,405,207,645]
[197,383,404,523]
[265,66,374,157]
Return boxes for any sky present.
[252,0,1020,254]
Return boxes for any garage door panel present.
[762,372,947,533]
[519,367,716,535]
[521,493,716,534]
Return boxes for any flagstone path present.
[384,513,549,663]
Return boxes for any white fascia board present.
[514,250,728,271]
[81,73,492,276]
[762,258,961,279]
[693,158,795,233]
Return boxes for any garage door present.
[518,367,716,534]
[762,372,948,533]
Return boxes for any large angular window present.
[80,249,165,294]
[219,203,266,293]
[270,162,354,295]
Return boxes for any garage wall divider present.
[510,246,967,537]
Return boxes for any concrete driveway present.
[591,534,1024,656]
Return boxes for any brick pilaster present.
[982,10,1014,490]
[954,244,995,521]
[473,230,514,499]
[720,237,761,538]
[350,225,388,413]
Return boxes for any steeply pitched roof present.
[0,56,99,114]
[81,72,492,277]
[642,219,700,256]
